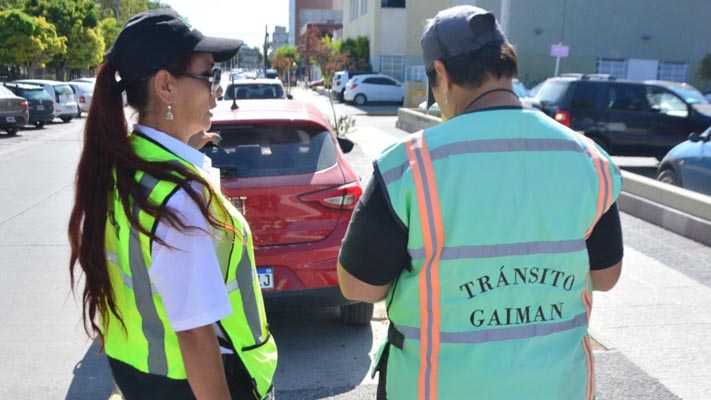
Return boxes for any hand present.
[188,130,222,149]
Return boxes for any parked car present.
[68,82,94,116]
[343,73,404,106]
[535,75,711,158]
[13,79,78,123]
[72,77,96,85]
[3,82,53,128]
[221,79,291,100]
[331,70,370,100]
[202,99,371,324]
[513,78,542,109]
[657,126,711,196]
[0,85,28,135]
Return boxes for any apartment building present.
[342,0,711,90]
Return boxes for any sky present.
[162,0,290,50]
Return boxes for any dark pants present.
[108,354,266,399]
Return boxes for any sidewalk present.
[590,244,711,399]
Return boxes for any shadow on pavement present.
[65,341,114,400]
[268,306,374,398]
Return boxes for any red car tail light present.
[299,182,363,210]
[20,100,28,109]
[79,96,86,103]
[554,110,571,127]
[350,83,358,90]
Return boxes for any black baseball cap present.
[420,6,506,74]
[106,8,242,89]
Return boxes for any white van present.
[13,79,79,123]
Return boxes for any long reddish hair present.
[68,57,234,347]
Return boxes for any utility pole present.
[263,25,270,76]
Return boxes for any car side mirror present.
[337,137,355,154]
[688,131,702,142]
[287,94,293,100]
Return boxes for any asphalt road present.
[0,95,703,399]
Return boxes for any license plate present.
[257,267,274,289]
[36,105,44,110]
[6,116,15,122]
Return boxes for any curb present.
[396,107,711,246]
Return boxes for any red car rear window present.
[203,125,337,177]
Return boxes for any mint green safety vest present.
[374,109,622,400]
[103,133,277,398]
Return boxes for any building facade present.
[289,0,344,46]
[272,26,289,52]
[342,0,711,90]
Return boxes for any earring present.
[165,104,174,121]
[444,92,448,106]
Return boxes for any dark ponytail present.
[69,60,236,348]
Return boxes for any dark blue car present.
[657,126,711,196]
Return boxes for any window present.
[203,126,337,177]
[405,65,426,82]
[536,81,569,104]
[381,0,405,7]
[607,85,648,112]
[658,62,688,82]
[570,83,598,110]
[646,87,688,118]
[596,58,627,79]
[380,55,404,81]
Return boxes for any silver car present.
[0,85,29,135]
[68,82,94,116]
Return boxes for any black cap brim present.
[194,36,243,62]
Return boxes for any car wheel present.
[657,168,679,186]
[340,302,374,326]
[354,94,367,106]
[339,89,346,102]
[34,121,45,129]
[5,127,18,136]
[61,116,72,123]
[76,109,82,118]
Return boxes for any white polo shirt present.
[135,125,232,333]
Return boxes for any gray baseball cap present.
[420,6,507,73]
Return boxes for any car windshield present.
[536,81,568,103]
[513,80,529,98]
[202,125,337,177]
[74,83,94,94]
[18,88,51,101]
[665,86,709,105]
[224,84,285,100]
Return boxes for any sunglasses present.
[183,67,222,95]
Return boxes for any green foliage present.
[96,0,150,25]
[341,36,371,71]
[98,17,120,53]
[698,53,711,82]
[66,22,104,68]
[273,45,300,65]
[0,0,24,10]
[0,9,66,67]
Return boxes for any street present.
[0,88,709,399]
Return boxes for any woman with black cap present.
[68,9,277,399]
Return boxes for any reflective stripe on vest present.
[225,242,264,344]
[404,133,444,400]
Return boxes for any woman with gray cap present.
[68,9,277,399]
[338,5,623,399]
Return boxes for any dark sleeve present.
[338,167,410,285]
[586,202,624,270]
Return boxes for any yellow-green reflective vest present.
[103,132,277,398]
[374,109,622,399]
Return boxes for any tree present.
[0,0,24,9]
[98,16,120,53]
[698,53,711,83]
[0,9,66,77]
[24,0,102,80]
[298,25,329,81]
[341,36,371,71]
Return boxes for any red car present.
[204,99,371,324]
